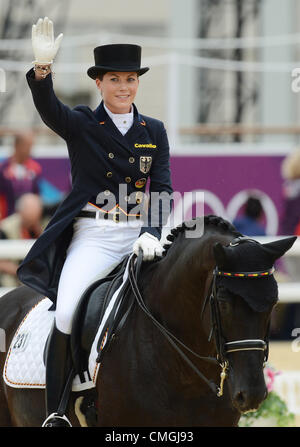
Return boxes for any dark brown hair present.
[96,71,140,81]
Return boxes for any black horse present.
[0,215,296,426]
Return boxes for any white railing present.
[0,239,35,259]
[0,238,299,300]
[273,371,300,415]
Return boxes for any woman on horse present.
[17,17,173,427]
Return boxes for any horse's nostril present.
[233,387,266,412]
[235,391,246,407]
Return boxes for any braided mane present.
[163,215,242,254]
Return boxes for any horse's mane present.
[162,215,278,313]
[163,215,242,254]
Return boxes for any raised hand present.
[32,17,63,64]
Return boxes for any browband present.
[214,266,275,278]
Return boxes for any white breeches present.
[55,217,142,334]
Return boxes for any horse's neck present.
[142,235,202,347]
[145,231,233,351]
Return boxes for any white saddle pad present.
[3,298,97,391]
[3,256,131,392]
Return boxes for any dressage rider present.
[17,17,173,427]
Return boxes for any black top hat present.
[87,44,149,79]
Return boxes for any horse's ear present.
[262,236,297,261]
[213,242,228,268]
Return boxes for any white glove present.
[133,232,164,261]
[32,17,63,64]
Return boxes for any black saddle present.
[70,254,135,375]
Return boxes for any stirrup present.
[42,412,72,427]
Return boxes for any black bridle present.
[128,238,272,397]
[209,237,271,371]
[207,267,270,394]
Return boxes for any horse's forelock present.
[217,275,278,313]
[215,238,279,312]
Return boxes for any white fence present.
[274,371,300,415]
[0,237,299,301]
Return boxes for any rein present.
[128,253,219,394]
[128,237,272,397]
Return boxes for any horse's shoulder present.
[0,286,43,332]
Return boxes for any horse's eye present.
[217,290,231,301]
[218,297,230,306]
[217,294,233,309]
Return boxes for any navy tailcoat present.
[17,68,173,302]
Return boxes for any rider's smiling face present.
[96,71,139,114]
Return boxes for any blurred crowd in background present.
[0,130,68,287]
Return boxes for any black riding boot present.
[42,323,73,427]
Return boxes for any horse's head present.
[212,235,296,414]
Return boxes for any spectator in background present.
[271,149,300,340]
[233,196,266,236]
[1,193,45,239]
[0,130,42,219]
[279,148,300,283]
[0,193,46,287]
[280,148,300,235]
[0,227,20,288]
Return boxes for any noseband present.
[128,237,273,398]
